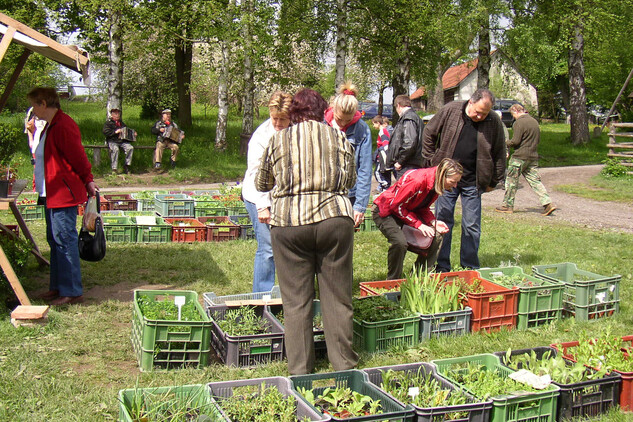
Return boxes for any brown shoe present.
[495,205,513,214]
[542,203,557,216]
[49,295,84,306]
[38,290,60,300]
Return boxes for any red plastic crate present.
[164,218,207,242]
[435,270,519,332]
[358,279,405,297]
[197,216,240,242]
[103,194,138,211]
[553,338,632,411]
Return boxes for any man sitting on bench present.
[102,108,135,174]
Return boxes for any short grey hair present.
[470,88,495,105]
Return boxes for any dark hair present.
[27,87,61,109]
[394,95,411,108]
[289,88,328,124]
[470,88,495,105]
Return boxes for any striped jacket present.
[255,120,357,227]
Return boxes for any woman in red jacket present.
[27,87,98,306]
[372,158,462,279]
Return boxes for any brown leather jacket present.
[422,100,506,191]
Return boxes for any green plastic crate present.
[118,384,224,422]
[195,206,228,217]
[18,204,45,220]
[131,290,212,371]
[226,205,247,216]
[432,354,560,422]
[154,194,194,217]
[532,263,620,321]
[479,266,563,330]
[290,370,414,421]
[131,191,161,212]
[353,314,419,353]
[134,216,172,243]
[361,211,377,231]
[102,215,137,242]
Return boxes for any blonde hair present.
[268,91,292,117]
[331,82,359,115]
[434,158,463,194]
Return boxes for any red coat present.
[373,167,438,229]
[44,109,94,208]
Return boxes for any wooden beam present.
[0,244,31,306]
[0,13,88,67]
[0,48,31,114]
[0,25,16,62]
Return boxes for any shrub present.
[600,158,629,178]
[0,122,21,166]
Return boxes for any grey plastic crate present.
[208,376,329,421]
[228,214,255,240]
[203,286,281,311]
[419,307,472,340]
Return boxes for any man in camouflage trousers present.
[495,104,556,216]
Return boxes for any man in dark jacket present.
[422,88,506,272]
[102,108,134,174]
[387,95,424,179]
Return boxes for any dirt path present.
[481,164,633,233]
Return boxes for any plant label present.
[407,387,420,398]
[174,296,186,320]
[262,294,271,303]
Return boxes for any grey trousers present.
[372,204,443,280]
[108,141,133,169]
[271,216,358,375]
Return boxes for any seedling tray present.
[103,194,137,211]
[131,191,161,212]
[203,286,282,311]
[164,218,207,242]
[228,214,255,239]
[436,271,519,332]
[209,305,284,367]
[479,266,563,330]
[532,263,620,321]
[363,362,492,422]
[131,290,212,371]
[154,194,194,217]
[197,216,241,242]
[553,338,633,411]
[17,204,45,220]
[358,279,405,299]
[419,307,471,340]
[118,384,223,422]
[102,215,137,242]
[208,376,328,421]
[133,216,172,243]
[353,312,419,353]
[267,300,327,358]
[494,346,621,420]
[432,354,560,422]
[290,369,413,421]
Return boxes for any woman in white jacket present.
[241,91,292,292]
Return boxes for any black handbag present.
[78,194,106,262]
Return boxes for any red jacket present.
[44,109,94,208]
[373,167,438,228]
[324,107,362,132]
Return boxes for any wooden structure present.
[0,12,90,113]
[607,123,633,174]
[0,180,49,320]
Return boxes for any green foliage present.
[600,158,629,178]
[297,386,382,418]
[136,294,204,322]
[400,269,463,315]
[0,122,21,166]
[218,383,303,422]
[216,306,268,336]
[122,385,216,422]
[352,295,410,323]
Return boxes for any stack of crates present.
[134,216,172,243]
[228,214,255,239]
[163,218,206,242]
[103,194,137,211]
[155,194,194,217]
[197,216,240,242]
[101,215,137,242]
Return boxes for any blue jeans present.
[245,200,276,293]
[434,185,481,272]
[44,203,82,297]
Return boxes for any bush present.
[0,122,21,166]
[600,158,629,178]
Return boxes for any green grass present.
[0,205,632,420]
[557,174,633,204]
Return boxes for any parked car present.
[493,99,522,128]
[358,102,393,120]
[422,114,435,125]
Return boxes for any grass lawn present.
[0,205,632,420]
[557,174,633,204]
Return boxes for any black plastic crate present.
[228,214,255,240]
[494,346,621,420]
[363,362,492,422]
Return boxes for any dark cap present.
[110,108,121,113]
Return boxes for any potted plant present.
[0,164,18,198]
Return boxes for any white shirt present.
[241,119,276,209]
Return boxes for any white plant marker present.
[174,296,186,321]
[263,294,271,304]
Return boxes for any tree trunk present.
[334,0,347,89]
[378,83,386,115]
[175,28,193,127]
[477,18,490,89]
[569,20,589,145]
[106,9,123,117]
[215,40,229,150]
[427,63,445,112]
[241,0,254,136]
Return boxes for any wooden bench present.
[84,144,156,166]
